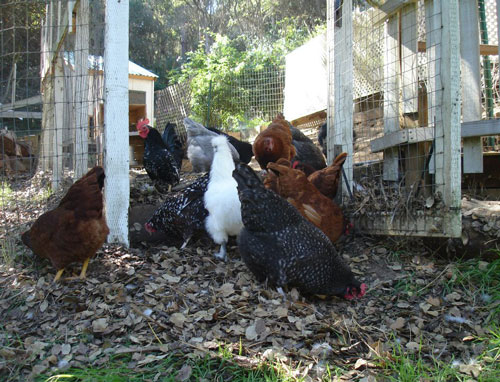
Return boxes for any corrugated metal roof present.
[64,53,158,79]
[129,61,158,78]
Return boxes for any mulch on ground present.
[0,169,496,381]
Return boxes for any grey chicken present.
[184,118,240,172]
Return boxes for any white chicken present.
[204,136,243,260]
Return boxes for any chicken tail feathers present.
[332,152,348,168]
[162,122,184,168]
[93,166,105,190]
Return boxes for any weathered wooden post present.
[104,0,129,245]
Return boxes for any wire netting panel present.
[154,81,191,145]
[479,0,500,151]
[328,0,462,237]
[155,66,285,142]
[1,0,106,244]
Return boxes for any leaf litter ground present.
[0,170,498,381]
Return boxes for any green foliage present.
[129,0,325,92]
[172,23,322,131]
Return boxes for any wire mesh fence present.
[328,0,464,237]
[154,65,285,144]
[1,0,106,245]
[3,0,500,247]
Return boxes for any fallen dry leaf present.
[170,312,186,328]
[390,317,405,330]
[92,318,108,333]
[176,364,192,381]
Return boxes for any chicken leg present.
[79,257,91,279]
[214,242,227,261]
[53,269,64,283]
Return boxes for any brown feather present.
[21,166,109,273]
[265,160,344,243]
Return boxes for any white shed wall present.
[283,33,327,121]
[129,77,155,124]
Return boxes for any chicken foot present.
[79,257,91,279]
[53,269,65,282]
[180,235,192,249]
[214,242,227,261]
[52,257,91,282]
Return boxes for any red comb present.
[136,118,150,130]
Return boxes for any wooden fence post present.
[104,0,129,246]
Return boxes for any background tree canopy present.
[129,0,326,90]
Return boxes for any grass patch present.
[374,327,500,382]
[392,272,426,298]
[35,351,308,382]
[1,237,17,266]
[0,181,14,207]
[444,252,500,319]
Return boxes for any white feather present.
[204,136,243,254]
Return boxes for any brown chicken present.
[264,159,345,243]
[21,166,109,282]
[307,152,348,199]
[253,114,296,170]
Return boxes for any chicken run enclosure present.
[2,0,500,248]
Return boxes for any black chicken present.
[137,119,180,193]
[207,126,254,164]
[232,163,366,299]
[162,122,184,169]
[290,125,327,172]
[144,173,209,248]
[318,122,327,156]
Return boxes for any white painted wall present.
[283,33,327,121]
[129,77,155,124]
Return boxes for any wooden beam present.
[74,0,90,178]
[104,0,130,246]
[0,111,42,119]
[374,121,500,153]
[460,0,483,173]
[371,119,499,153]
[290,110,326,127]
[371,127,435,152]
[52,56,65,189]
[379,0,418,17]
[129,74,157,81]
[462,119,500,137]
[401,3,418,113]
[331,0,354,199]
[355,211,457,237]
[418,40,498,55]
[0,95,42,112]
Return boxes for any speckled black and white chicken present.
[144,174,209,248]
[232,163,366,299]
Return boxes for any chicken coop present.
[327,0,500,239]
